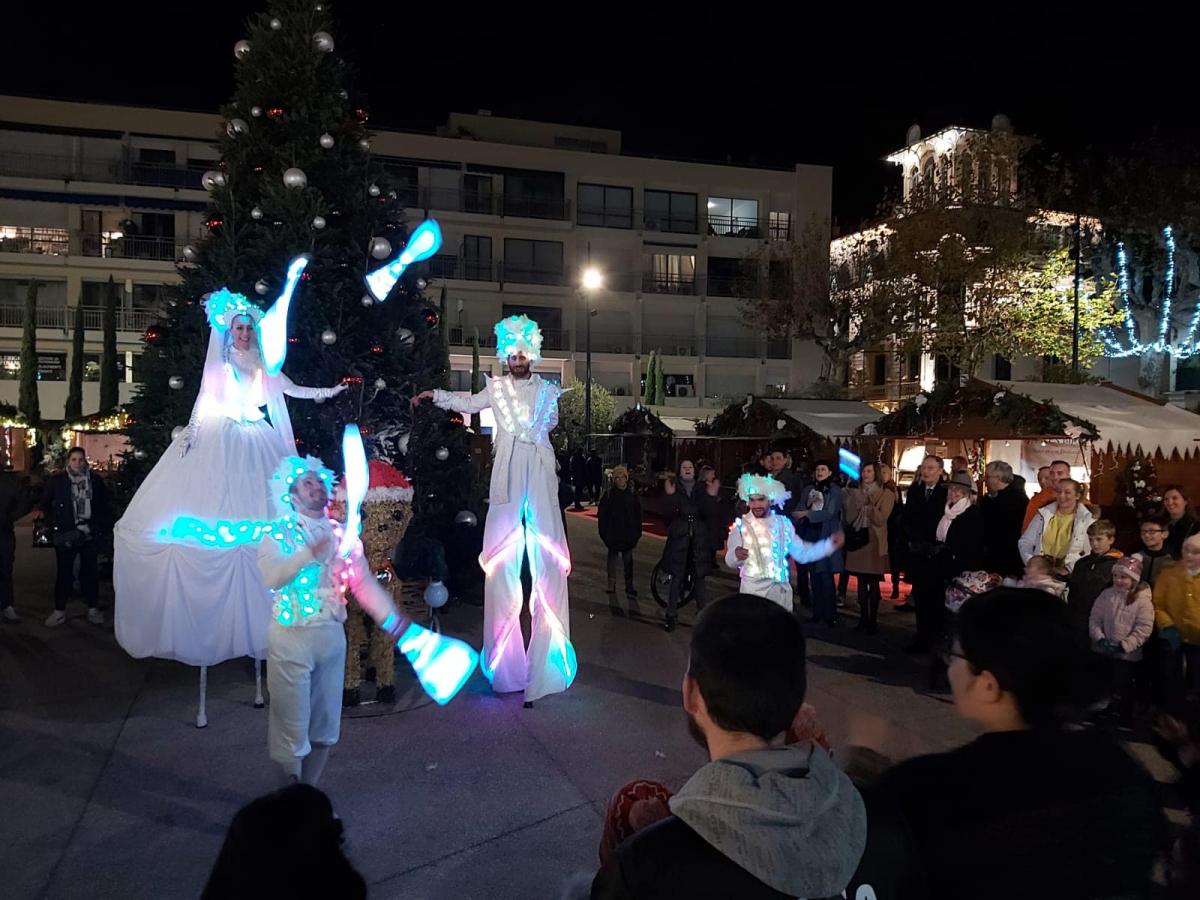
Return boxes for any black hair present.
[1050,459,1072,469]
[955,588,1106,730]
[201,785,366,900]
[67,446,86,458]
[688,594,806,741]
[1139,511,1170,529]
[813,459,835,473]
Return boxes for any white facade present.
[0,98,832,420]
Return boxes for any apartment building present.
[0,97,832,419]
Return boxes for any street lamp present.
[581,267,603,450]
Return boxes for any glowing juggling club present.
[338,424,368,559]
[364,219,442,301]
[381,612,479,705]
[259,254,310,376]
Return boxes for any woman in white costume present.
[115,260,346,722]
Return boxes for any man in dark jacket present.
[587,450,604,504]
[660,460,720,632]
[591,594,867,899]
[42,447,113,627]
[0,468,29,622]
[794,461,844,627]
[979,460,1027,580]
[598,465,642,609]
[903,454,948,652]
[570,449,589,509]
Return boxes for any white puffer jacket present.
[1018,502,1094,572]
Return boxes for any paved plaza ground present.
[0,512,1180,899]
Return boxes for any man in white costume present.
[413,315,575,704]
[724,473,843,612]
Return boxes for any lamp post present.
[581,267,603,450]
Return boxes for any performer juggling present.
[114,258,347,724]
[412,315,576,704]
[725,473,843,612]
[257,429,478,786]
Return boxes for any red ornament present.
[340,375,364,384]
[354,108,368,121]
[143,325,163,342]
[370,342,383,354]
[448,413,464,427]
[287,337,300,344]
[267,107,284,118]
[301,271,313,281]
[205,217,223,229]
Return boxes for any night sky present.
[3,5,1188,227]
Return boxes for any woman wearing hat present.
[936,472,987,589]
[1019,478,1095,576]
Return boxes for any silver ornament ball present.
[313,31,334,52]
[368,183,381,197]
[168,376,184,390]
[233,39,252,60]
[339,89,348,100]
[361,294,374,308]
[435,446,450,461]
[375,569,392,586]
[396,327,414,346]
[171,426,185,441]
[200,169,223,191]
[282,167,307,190]
[311,215,326,230]
[358,138,370,152]
[374,377,386,390]
[321,329,337,345]
[181,244,198,262]
[369,237,392,260]
[250,206,264,220]
[269,17,282,29]
[133,449,148,460]
[319,132,334,149]
[424,580,449,609]
[250,105,262,118]
[255,279,269,295]
[227,118,249,137]
[454,510,478,528]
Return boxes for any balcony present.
[705,335,760,358]
[0,304,157,333]
[707,214,763,239]
[642,273,698,296]
[448,326,497,347]
[409,186,571,221]
[80,307,159,332]
[0,226,70,256]
[644,336,699,357]
[0,149,207,190]
[588,331,634,354]
[80,232,183,262]
[0,304,67,329]
[498,264,569,287]
[424,256,500,282]
[642,214,699,236]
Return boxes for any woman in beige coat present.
[844,461,895,634]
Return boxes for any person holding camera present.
[42,447,112,627]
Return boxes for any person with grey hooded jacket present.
[591,594,867,900]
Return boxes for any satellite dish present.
[905,123,922,145]
[991,113,1012,133]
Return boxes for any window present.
[993,354,1012,381]
[872,354,887,386]
[646,253,696,293]
[707,256,748,297]
[83,352,127,382]
[503,170,566,219]
[935,355,961,384]
[578,183,633,228]
[447,369,474,391]
[662,373,694,398]
[768,260,792,298]
[0,351,66,381]
[131,284,169,309]
[462,174,493,214]
[644,190,697,234]
[138,148,175,165]
[707,197,760,237]
[903,352,921,382]
[768,211,791,241]
[462,235,492,280]
[503,239,563,285]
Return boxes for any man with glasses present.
[1134,514,1174,590]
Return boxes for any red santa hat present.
[365,458,413,503]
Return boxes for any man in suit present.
[903,454,948,652]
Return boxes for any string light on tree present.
[1102,225,1200,359]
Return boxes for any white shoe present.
[87,608,104,626]
[44,610,67,627]
[2,606,19,622]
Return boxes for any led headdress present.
[270,455,336,520]
[736,473,791,508]
[205,288,263,332]
[494,314,543,363]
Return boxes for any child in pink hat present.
[1088,555,1155,725]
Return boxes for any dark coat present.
[979,483,1028,578]
[938,504,986,583]
[570,452,588,487]
[800,477,844,574]
[41,469,113,538]
[1065,552,1120,627]
[662,481,718,575]
[873,728,1167,900]
[1167,511,1200,560]
[598,485,642,552]
[904,480,947,556]
[586,454,604,487]
[0,471,28,535]
[884,481,905,570]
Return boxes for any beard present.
[750,507,768,518]
[509,363,531,379]
[685,710,709,754]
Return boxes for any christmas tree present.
[124,0,466,529]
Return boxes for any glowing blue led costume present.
[724,474,837,612]
[114,259,348,668]
[428,316,576,702]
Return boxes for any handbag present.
[843,493,871,553]
[52,528,84,550]
[32,516,54,548]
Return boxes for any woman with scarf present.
[936,472,986,587]
[844,461,895,634]
[42,447,113,626]
[793,460,844,627]
[660,459,720,632]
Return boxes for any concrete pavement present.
[1,515,980,900]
